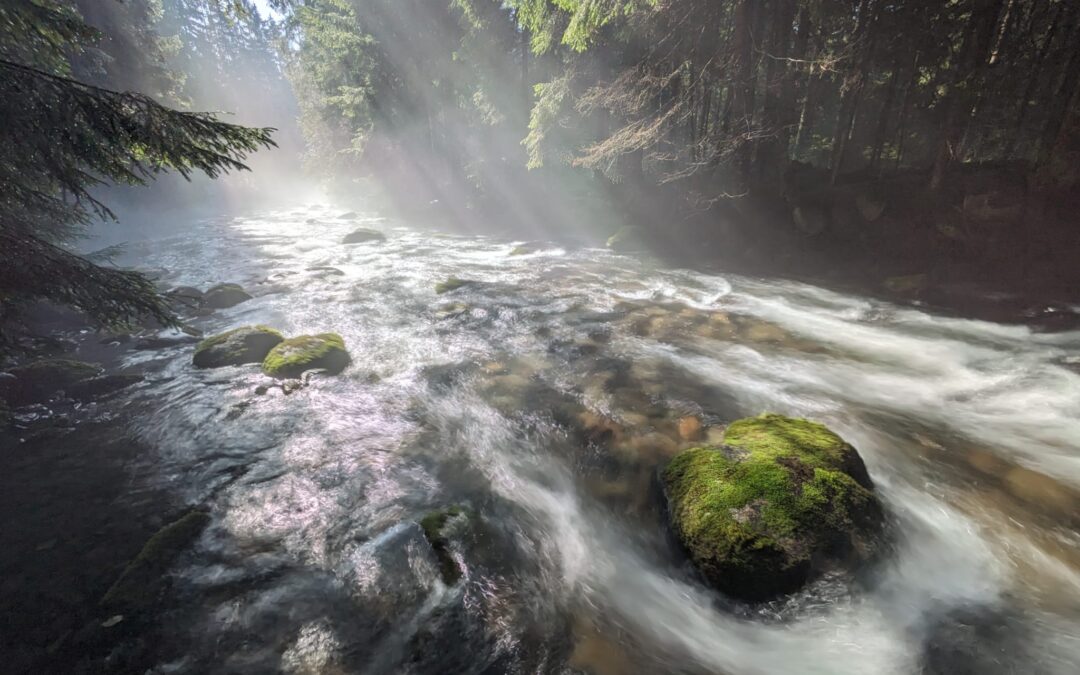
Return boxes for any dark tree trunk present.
[1036,10,1080,167]
[930,0,1009,191]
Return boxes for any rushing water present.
[51,205,1080,672]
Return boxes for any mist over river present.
[6,203,1080,674]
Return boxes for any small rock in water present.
[192,326,284,369]
[101,509,211,611]
[337,211,358,219]
[342,227,385,244]
[7,359,103,405]
[434,277,474,294]
[202,283,252,309]
[262,333,350,378]
[66,373,144,400]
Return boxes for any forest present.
[1,1,1079,674]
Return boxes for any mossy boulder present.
[434,277,473,294]
[509,241,543,256]
[262,333,350,378]
[7,359,102,404]
[202,283,252,309]
[101,510,211,611]
[662,413,883,601]
[419,506,468,585]
[192,325,284,369]
[342,227,386,244]
[66,373,144,400]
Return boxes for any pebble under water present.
[4,204,1079,674]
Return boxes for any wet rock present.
[133,333,200,350]
[434,301,469,319]
[262,333,350,378]
[202,283,252,309]
[101,509,211,611]
[192,325,284,369]
[662,413,884,601]
[434,277,473,294]
[419,506,469,585]
[165,286,204,309]
[509,242,544,256]
[7,359,103,405]
[921,604,1028,675]
[337,211,358,219]
[65,373,144,400]
[342,227,386,244]
[306,265,345,277]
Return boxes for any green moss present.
[434,277,472,294]
[261,332,350,378]
[192,325,283,369]
[662,413,882,601]
[419,506,466,585]
[101,510,211,610]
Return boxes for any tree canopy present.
[0,0,275,330]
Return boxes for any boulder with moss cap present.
[662,413,884,601]
[202,283,252,309]
[192,325,284,369]
[262,333,350,378]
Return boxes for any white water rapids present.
[102,204,1079,674]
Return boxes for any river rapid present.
[13,203,1080,674]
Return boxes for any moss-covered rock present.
[202,283,252,309]
[419,506,468,585]
[192,325,283,369]
[8,359,102,404]
[101,509,211,611]
[509,242,543,256]
[66,373,144,400]
[662,413,883,601]
[342,227,386,244]
[434,277,473,294]
[262,333,350,378]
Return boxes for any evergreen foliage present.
[0,1,275,330]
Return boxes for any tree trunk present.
[729,0,756,190]
[930,0,1009,191]
[1036,11,1080,167]
[1007,0,1064,159]
[829,0,877,185]
[870,61,900,172]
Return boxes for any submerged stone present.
[66,373,144,400]
[192,325,284,369]
[7,359,102,405]
[434,277,473,294]
[202,283,252,309]
[262,333,350,378]
[101,509,211,611]
[662,413,883,601]
[342,227,385,244]
[419,506,468,585]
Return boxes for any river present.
[6,203,1080,674]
